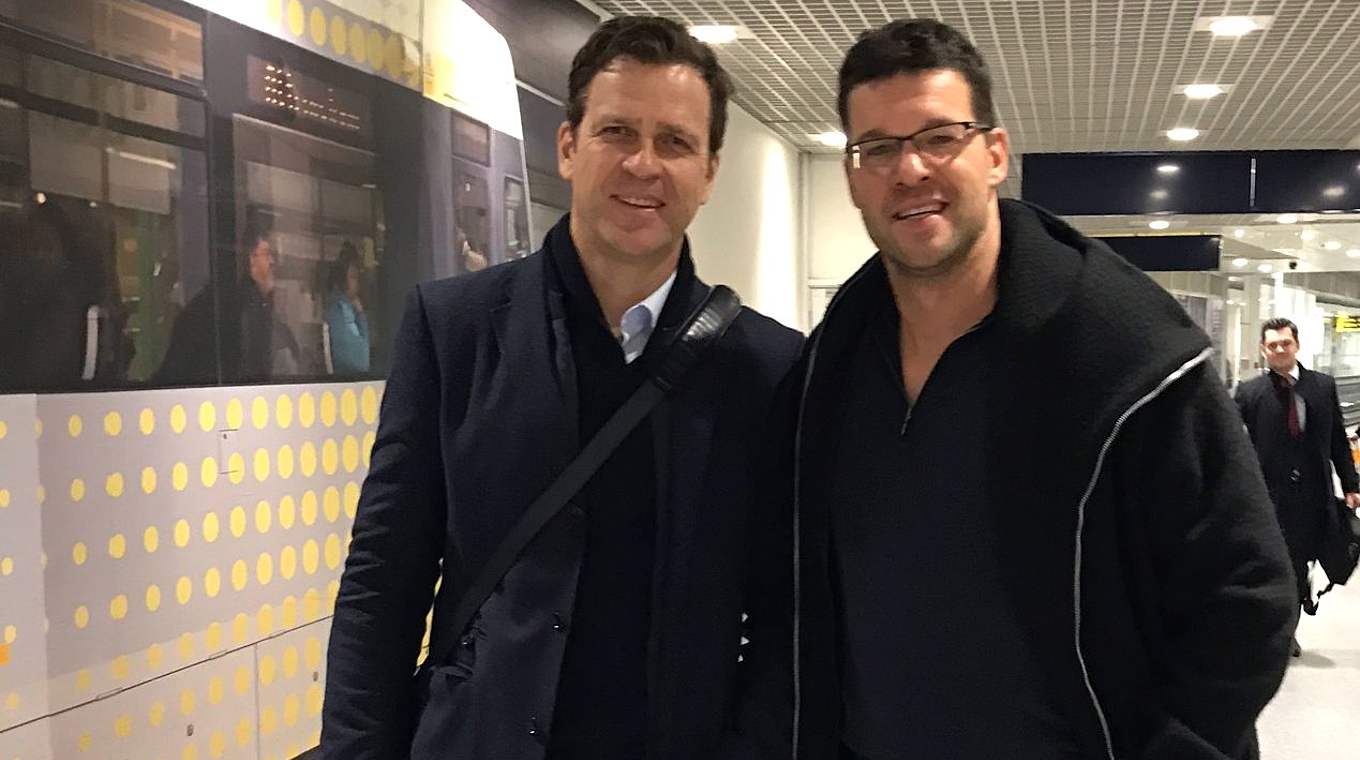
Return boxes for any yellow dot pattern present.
[226,398,244,429]
[19,383,379,745]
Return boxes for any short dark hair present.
[567,16,733,153]
[838,19,997,135]
[1261,317,1299,344]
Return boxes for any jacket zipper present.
[1072,346,1214,760]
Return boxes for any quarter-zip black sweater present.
[828,280,1077,759]
[771,199,1297,760]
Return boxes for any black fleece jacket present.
[724,199,1298,760]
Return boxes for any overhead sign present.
[1335,314,1360,332]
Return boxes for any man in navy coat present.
[321,15,802,760]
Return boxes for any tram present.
[0,1,531,757]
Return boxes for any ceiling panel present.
[592,0,1360,201]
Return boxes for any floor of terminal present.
[1258,573,1360,759]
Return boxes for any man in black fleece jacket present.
[723,18,1298,760]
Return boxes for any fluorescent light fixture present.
[1150,190,1169,200]
[1234,228,1246,238]
[1148,220,1171,230]
[1176,83,1228,99]
[1323,185,1346,198]
[1232,257,1249,268]
[811,131,847,148]
[1325,240,1343,250]
[1157,163,1181,174]
[1301,229,1318,242]
[1277,213,1298,224]
[1347,249,1360,258]
[1229,276,1243,282]
[1195,15,1273,37]
[1257,263,1274,273]
[688,25,750,44]
[1166,127,1200,142]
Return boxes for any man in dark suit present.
[1235,316,1360,653]
[320,15,802,760]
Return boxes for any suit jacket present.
[1235,365,1359,549]
[321,216,803,760]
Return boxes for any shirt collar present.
[620,270,677,363]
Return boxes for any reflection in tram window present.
[455,174,490,273]
[24,54,206,137]
[1,0,204,83]
[229,115,384,379]
[1,93,208,390]
[504,177,530,261]
[0,196,122,389]
[325,242,371,374]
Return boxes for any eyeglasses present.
[846,121,995,172]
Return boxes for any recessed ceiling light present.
[1197,15,1273,37]
[1323,185,1347,198]
[1149,220,1171,230]
[810,131,847,148]
[1157,163,1181,174]
[34,191,46,205]
[1178,84,1227,99]
[1325,240,1343,250]
[1234,228,1246,238]
[1277,213,1299,224]
[1348,249,1360,259]
[1257,263,1274,273]
[688,25,750,44]
[1232,257,1249,268]
[1301,229,1319,242]
[1166,127,1200,142]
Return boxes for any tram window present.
[25,54,206,137]
[504,177,530,261]
[452,112,490,165]
[0,99,27,216]
[225,116,385,381]
[3,0,204,83]
[10,110,210,390]
[454,173,490,273]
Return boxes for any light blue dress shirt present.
[618,270,677,364]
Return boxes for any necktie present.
[1271,372,1302,439]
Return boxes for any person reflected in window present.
[156,226,299,383]
[325,242,370,374]
[236,228,300,378]
[0,197,125,389]
[457,229,488,272]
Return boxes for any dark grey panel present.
[518,86,564,177]
[492,130,524,180]
[528,167,571,211]
[465,0,601,101]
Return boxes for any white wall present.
[808,154,876,284]
[688,105,807,332]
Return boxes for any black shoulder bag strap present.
[423,284,742,671]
